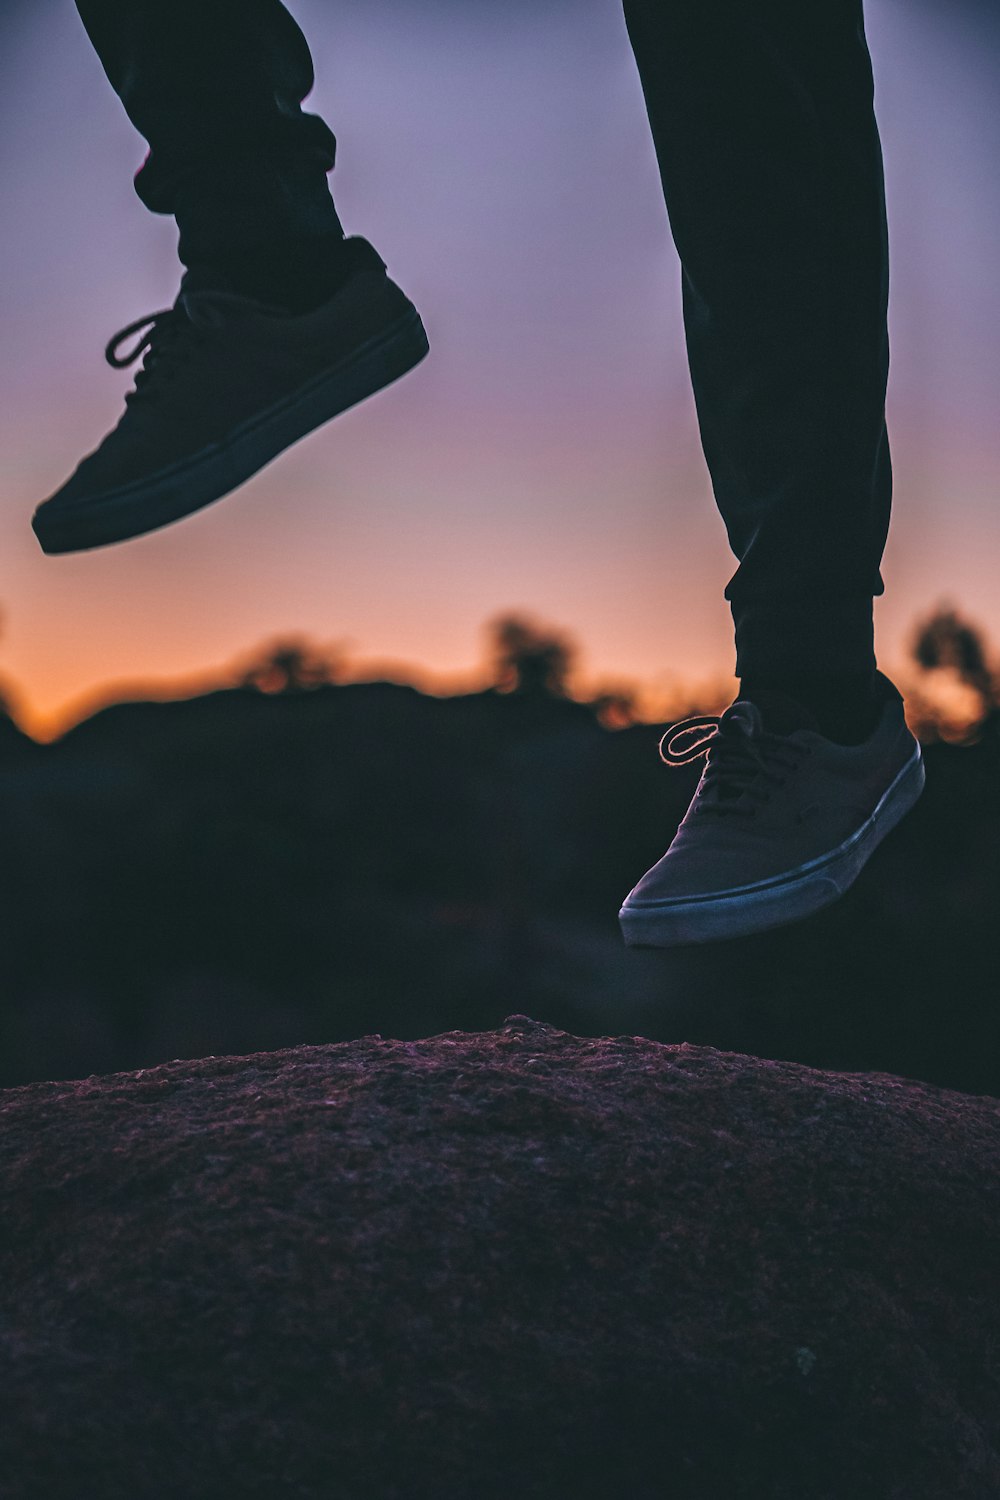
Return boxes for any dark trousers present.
[74,0,344,276]
[75,0,891,685]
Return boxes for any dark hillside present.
[2,1023,998,1500]
[0,680,997,1094]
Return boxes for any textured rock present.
[1,1018,998,1500]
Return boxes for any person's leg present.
[618,0,925,947]
[34,1,427,553]
[74,0,349,308]
[623,0,890,743]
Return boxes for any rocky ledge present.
[1,1018,998,1499]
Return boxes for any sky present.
[1,0,998,737]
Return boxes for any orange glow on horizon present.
[7,648,744,745]
[2,2,999,746]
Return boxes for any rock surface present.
[1,1018,999,1500]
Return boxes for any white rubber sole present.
[619,742,925,948]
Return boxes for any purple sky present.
[1,0,998,734]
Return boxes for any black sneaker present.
[619,672,925,947]
[32,237,428,554]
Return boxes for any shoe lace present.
[105,300,221,406]
[658,710,811,816]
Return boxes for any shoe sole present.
[619,741,926,948]
[33,305,430,555]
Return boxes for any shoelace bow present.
[105,298,222,405]
[658,711,811,816]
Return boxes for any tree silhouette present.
[239,636,345,695]
[910,604,999,742]
[489,614,574,698]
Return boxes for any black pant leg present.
[74,0,344,276]
[623,0,891,683]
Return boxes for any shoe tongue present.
[733,690,819,737]
[701,693,816,805]
[178,265,238,299]
[178,266,288,316]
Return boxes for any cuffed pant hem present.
[733,596,876,683]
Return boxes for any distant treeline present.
[0,605,998,1096]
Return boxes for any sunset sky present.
[1,0,998,737]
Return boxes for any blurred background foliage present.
[1,601,998,1097]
